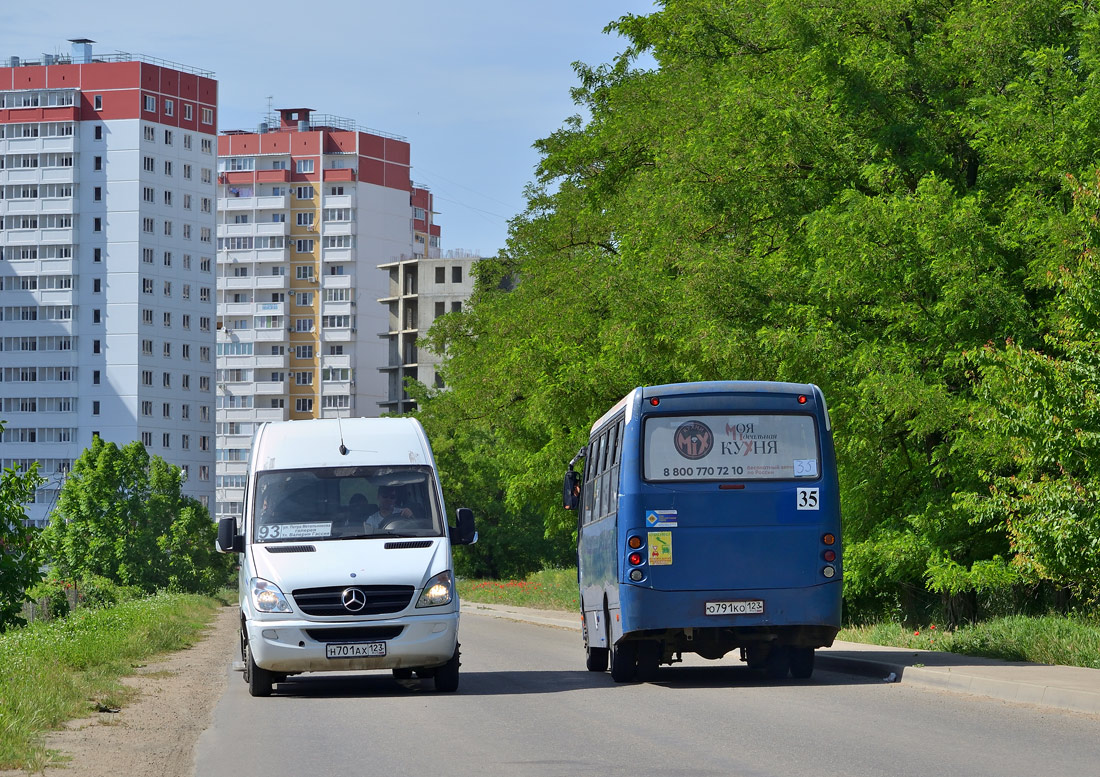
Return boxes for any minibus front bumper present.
[245,610,459,673]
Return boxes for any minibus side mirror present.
[563,468,581,511]
[451,507,477,545]
[216,517,244,554]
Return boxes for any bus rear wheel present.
[586,645,609,672]
[610,641,637,683]
[790,647,815,679]
[764,645,791,680]
[635,640,660,682]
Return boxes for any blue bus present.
[563,381,842,682]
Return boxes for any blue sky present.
[2,0,659,256]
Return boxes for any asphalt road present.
[193,613,1099,777]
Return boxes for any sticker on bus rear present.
[796,488,820,510]
[648,531,672,565]
[645,509,678,528]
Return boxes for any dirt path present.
[3,605,238,777]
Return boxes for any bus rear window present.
[643,414,819,482]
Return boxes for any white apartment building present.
[0,41,218,526]
[214,108,421,520]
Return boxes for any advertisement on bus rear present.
[643,414,820,482]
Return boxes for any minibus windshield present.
[252,465,442,542]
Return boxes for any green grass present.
[0,591,226,772]
[838,615,1100,669]
[460,567,1100,670]
[458,568,579,612]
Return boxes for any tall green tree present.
[42,437,231,594]
[417,0,1100,617]
[0,421,45,631]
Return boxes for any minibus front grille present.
[304,625,404,642]
[264,545,316,553]
[292,585,415,616]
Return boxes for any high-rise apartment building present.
[214,108,422,519]
[0,41,218,526]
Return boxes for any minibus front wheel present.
[244,642,274,697]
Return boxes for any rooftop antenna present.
[336,412,349,456]
[265,95,274,124]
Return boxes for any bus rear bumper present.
[619,581,842,650]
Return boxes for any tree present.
[416,1,1100,618]
[42,437,232,594]
[0,421,45,631]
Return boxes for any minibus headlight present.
[417,571,454,608]
[250,578,292,613]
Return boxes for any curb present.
[461,601,1100,715]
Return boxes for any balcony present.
[322,354,351,369]
[322,302,354,318]
[39,197,73,213]
[253,328,288,342]
[220,302,253,316]
[321,274,353,289]
[254,301,286,316]
[220,276,253,290]
[40,167,74,184]
[322,247,352,263]
[322,193,355,208]
[322,221,353,236]
[322,328,352,343]
[219,194,290,211]
[254,354,288,369]
[254,274,288,290]
[252,381,286,395]
[255,222,290,237]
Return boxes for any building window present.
[93,370,100,385]
[295,186,314,199]
[452,266,463,283]
[94,186,102,201]
[92,400,100,415]
[435,266,445,284]
[142,432,152,447]
[164,100,174,117]
[162,433,171,448]
[295,398,314,413]
[93,217,102,232]
[94,95,102,110]
[143,94,156,112]
[202,108,213,125]
[184,104,193,121]
[94,248,102,263]
[94,156,102,170]
[295,159,314,174]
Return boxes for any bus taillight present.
[628,551,643,566]
[649,397,660,406]
[628,536,643,550]
[797,395,807,404]
[822,533,836,545]
[823,549,836,562]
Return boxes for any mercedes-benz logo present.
[341,587,367,612]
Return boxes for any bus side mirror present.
[451,507,477,545]
[216,517,244,554]
[563,469,581,511]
